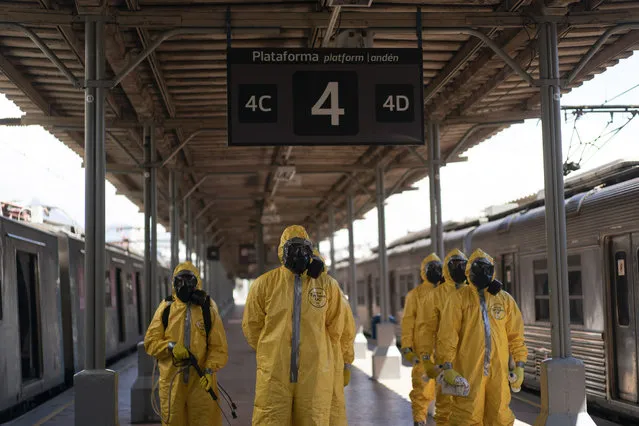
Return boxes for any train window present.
[533,255,584,325]
[399,275,407,308]
[115,268,126,343]
[375,278,380,308]
[567,255,584,325]
[126,274,134,305]
[135,272,143,335]
[16,250,43,381]
[105,270,112,307]
[615,251,630,326]
[533,259,550,321]
[78,262,85,311]
[357,280,365,305]
[407,274,414,290]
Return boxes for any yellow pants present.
[410,362,436,422]
[433,383,452,426]
[449,374,515,426]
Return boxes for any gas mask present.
[448,256,467,284]
[469,258,495,290]
[174,270,198,303]
[424,260,443,286]
[282,237,325,278]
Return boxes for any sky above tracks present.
[0,54,638,264]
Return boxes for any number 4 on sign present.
[312,82,345,126]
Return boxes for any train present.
[334,159,639,422]
[0,211,234,422]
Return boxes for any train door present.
[115,267,126,343]
[15,248,43,383]
[609,234,638,403]
[135,272,143,335]
[501,253,518,302]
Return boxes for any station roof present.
[0,0,638,277]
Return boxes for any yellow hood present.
[171,261,202,298]
[443,248,467,283]
[277,224,311,264]
[420,253,441,282]
[465,248,496,286]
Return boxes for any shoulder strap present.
[201,295,212,340]
[161,295,173,330]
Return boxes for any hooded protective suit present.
[144,261,229,426]
[400,253,439,423]
[242,225,346,426]
[435,249,527,426]
[330,288,356,426]
[415,249,468,426]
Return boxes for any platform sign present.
[227,48,424,146]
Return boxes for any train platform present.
[4,304,623,426]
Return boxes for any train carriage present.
[0,217,65,414]
[335,160,639,420]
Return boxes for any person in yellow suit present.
[311,248,356,426]
[144,261,229,426]
[242,225,346,426]
[400,253,442,426]
[330,289,356,426]
[416,248,468,426]
[435,249,528,426]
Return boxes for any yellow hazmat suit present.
[330,289,356,426]
[415,249,468,426]
[144,261,229,426]
[400,253,438,423]
[436,249,528,426]
[242,225,346,426]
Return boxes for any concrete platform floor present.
[3,303,624,426]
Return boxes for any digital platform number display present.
[227,48,424,146]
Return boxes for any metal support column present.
[75,17,119,426]
[428,122,444,258]
[184,198,191,261]
[535,22,595,426]
[169,171,179,269]
[143,124,157,324]
[328,205,336,276]
[372,165,400,379]
[347,193,367,359]
[256,219,265,275]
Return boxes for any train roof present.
[350,159,639,264]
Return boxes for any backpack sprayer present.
[151,343,238,425]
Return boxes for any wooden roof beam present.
[523,28,639,110]
[453,23,570,117]
[0,51,51,114]
[5,7,639,28]
[422,0,531,107]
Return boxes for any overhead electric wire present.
[604,82,639,105]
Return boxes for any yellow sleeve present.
[506,295,528,364]
[205,301,229,371]
[435,292,463,365]
[341,299,356,365]
[144,301,172,360]
[400,290,416,350]
[415,290,437,357]
[242,277,266,350]
[325,279,345,343]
